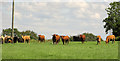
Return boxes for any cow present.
[106,35,115,44]
[4,36,12,43]
[60,35,70,45]
[22,35,30,44]
[13,36,19,43]
[38,35,45,43]
[0,36,12,44]
[80,35,86,44]
[52,34,60,44]
[13,36,24,43]
[97,35,101,45]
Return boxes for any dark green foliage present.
[83,33,97,41]
[103,2,120,37]
[115,36,120,41]
[69,36,73,41]
[2,28,38,40]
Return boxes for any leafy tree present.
[103,2,120,38]
[83,33,103,41]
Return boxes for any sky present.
[0,0,119,40]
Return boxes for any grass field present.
[2,40,119,59]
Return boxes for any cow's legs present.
[99,41,101,44]
[29,39,30,44]
[44,39,45,43]
[62,40,64,45]
[97,41,98,45]
[24,39,25,43]
[114,39,115,43]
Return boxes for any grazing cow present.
[4,36,12,43]
[18,37,24,43]
[13,36,19,43]
[80,35,86,44]
[52,34,60,44]
[60,36,70,45]
[106,35,115,44]
[97,35,101,45]
[22,35,30,43]
[38,35,45,43]
[13,36,24,43]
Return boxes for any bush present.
[115,36,120,41]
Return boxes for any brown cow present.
[60,35,70,45]
[38,35,45,43]
[97,35,101,45]
[106,35,115,44]
[52,34,60,44]
[80,35,86,44]
[22,35,30,44]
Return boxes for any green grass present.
[0,44,2,60]
[2,41,119,59]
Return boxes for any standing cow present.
[97,35,101,45]
[106,35,115,44]
[52,34,60,44]
[13,36,24,43]
[38,35,45,43]
[80,35,86,44]
[60,35,70,45]
[22,35,30,44]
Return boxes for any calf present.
[38,35,45,43]
[52,34,60,44]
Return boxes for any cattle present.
[22,35,30,44]
[0,36,12,44]
[4,36,12,43]
[60,36,70,45]
[13,36,24,43]
[52,34,60,44]
[106,35,115,44]
[80,35,86,44]
[38,35,45,43]
[97,35,101,45]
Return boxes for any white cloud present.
[66,2,88,8]
[91,13,101,19]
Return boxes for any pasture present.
[2,40,119,59]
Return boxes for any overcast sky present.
[1,0,119,40]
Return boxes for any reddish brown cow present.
[106,35,115,44]
[97,35,101,45]
[80,35,86,44]
[60,35,70,45]
[38,35,45,43]
[52,34,60,44]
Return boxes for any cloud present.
[1,2,109,40]
[91,13,101,19]
[65,2,88,8]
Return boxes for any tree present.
[83,33,103,41]
[103,2,120,37]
